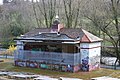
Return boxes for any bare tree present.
[83,0,120,68]
[63,0,81,28]
[36,0,56,28]
[32,0,40,28]
[111,0,120,68]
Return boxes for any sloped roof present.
[23,28,102,42]
[80,29,103,42]
[25,28,50,37]
[59,28,82,39]
[33,33,75,41]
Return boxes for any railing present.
[14,50,80,65]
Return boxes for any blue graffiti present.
[82,56,89,71]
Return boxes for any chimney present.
[58,24,64,32]
[51,15,64,33]
[51,15,60,32]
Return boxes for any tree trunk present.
[118,35,120,66]
[114,44,120,69]
[42,0,48,28]
[114,57,120,69]
[118,59,120,66]
[32,1,40,28]
[114,58,118,69]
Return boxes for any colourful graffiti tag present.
[29,61,38,68]
[74,65,80,72]
[15,60,78,72]
[16,61,26,67]
[67,65,73,72]
[89,56,100,71]
[81,57,89,71]
[81,49,89,71]
[40,64,48,69]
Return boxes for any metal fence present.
[14,50,80,65]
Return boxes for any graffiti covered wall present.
[15,60,74,72]
[89,46,101,71]
[80,42,101,71]
[80,49,89,71]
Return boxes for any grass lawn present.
[0,59,120,80]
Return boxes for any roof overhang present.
[14,38,80,45]
[62,41,80,44]
[14,38,76,42]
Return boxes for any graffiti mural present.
[60,65,73,72]
[74,65,80,72]
[81,49,89,71]
[67,65,73,72]
[89,55,100,71]
[29,61,38,68]
[40,64,48,69]
[81,57,89,71]
[15,60,78,72]
[16,61,26,67]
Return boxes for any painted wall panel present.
[80,43,89,48]
[89,47,101,57]
[80,42,101,49]
[89,47,101,71]
[80,49,89,71]
[80,42,101,71]
[89,42,101,48]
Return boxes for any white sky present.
[0,0,40,5]
[0,0,3,5]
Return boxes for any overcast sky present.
[0,0,3,5]
[0,0,40,5]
